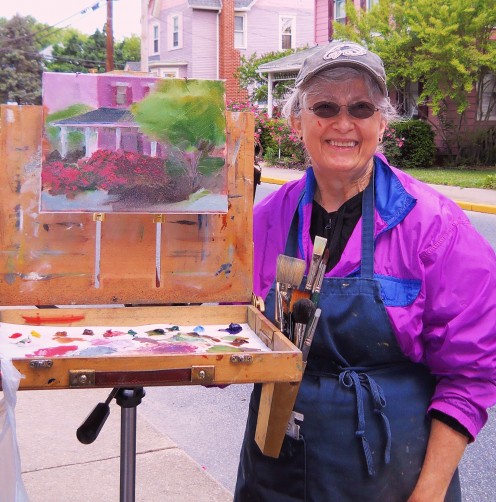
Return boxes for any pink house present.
[142,0,314,100]
[43,72,163,159]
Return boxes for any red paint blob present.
[28,345,79,357]
[9,333,23,339]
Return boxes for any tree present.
[335,0,496,158]
[132,79,226,196]
[116,35,141,65]
[46,30,141,73]
[0,15,44,104]
[235,48,306,103]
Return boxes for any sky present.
[0,0,142,40]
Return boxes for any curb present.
[260,176,496,215]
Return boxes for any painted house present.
[43,72,162,159]
[142,0,314,100]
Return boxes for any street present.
[138,181,496,499]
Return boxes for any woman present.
[235,41,496,501]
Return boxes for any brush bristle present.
[313,236,327,257]
[276,254,306,287]
[292,298,316,324]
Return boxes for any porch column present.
[267,73,274,118]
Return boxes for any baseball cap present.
[295,40,387,96]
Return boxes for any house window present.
[478,73,496,120]
[335,0,346,23]
[280,16,295,50]
[168,13,183,50]
[114,83,132,107]
[152,24,159,54]
[160,69,179,78]
[366,0,379,10]
[234,14,247,49]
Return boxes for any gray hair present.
[282,66,399,124]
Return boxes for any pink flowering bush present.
[382,126,405,167]
[227,100,306,167]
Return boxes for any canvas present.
[41,73,228,214]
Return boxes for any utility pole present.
[106,0,114,71]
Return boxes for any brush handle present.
[301,309,321,362]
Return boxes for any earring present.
[299,136,303,141]
[379,137,383,143]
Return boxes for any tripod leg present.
[116,388,145,502]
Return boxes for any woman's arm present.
[408,418,468,502]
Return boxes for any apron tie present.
[339,369,392,476]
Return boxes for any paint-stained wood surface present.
[0,106,254,306]
[0,106,302,458]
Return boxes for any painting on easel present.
[40,73,228,214]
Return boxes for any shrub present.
[387,120,436,169]
[457,127,496,167]
[226,100,306,167]
[482,174,496,189]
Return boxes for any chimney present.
[219,0,248,102]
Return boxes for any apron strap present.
[339,369,392,476]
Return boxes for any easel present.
[0,105,302,499]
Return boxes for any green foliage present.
[481,175,496,189]
[0,15,44,104]
[335,0,496,160]
[385,120,436,168]
[457,127,496,167]
[227,100,306,167]
[46,104,93,152]
[46,28,140,73]
[115,35,141,64]
[132,80,226,192]
[133,79,226,149]
[234,49,306,103]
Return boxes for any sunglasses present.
[308,101,379,119]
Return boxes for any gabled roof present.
[187,0,256,10]
[53,108,137,127]
[257,45,320,74]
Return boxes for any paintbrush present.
[305,236,327,291]
[300,308,322,363]
[311,248,330,305]
[292,298,317,349]
[276,254,306,334]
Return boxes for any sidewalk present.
[260,166,496,214]
[16,388,232,502]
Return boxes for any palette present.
[0,103,302,458]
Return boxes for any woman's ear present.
[291,115,302,141]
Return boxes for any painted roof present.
[53,108,137,127]
[187,0,256,9]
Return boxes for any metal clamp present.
[69,370,96,387]
[286,410,304,440]
[230,354,253,364]
[29,359,53,369]
[191,366,215,384]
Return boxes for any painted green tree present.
[132,79,226,195]
[335,0,496,158]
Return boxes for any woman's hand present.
[407,418,468,502]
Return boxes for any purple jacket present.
[254,155,496,440]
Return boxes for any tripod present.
[77,387,146,502]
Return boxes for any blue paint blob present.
[193,325,205,333]
[78,346,117,356]
[218,323,243,334]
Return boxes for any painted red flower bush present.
[42,150,169,198]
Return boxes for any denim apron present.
[234,180,461,501]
